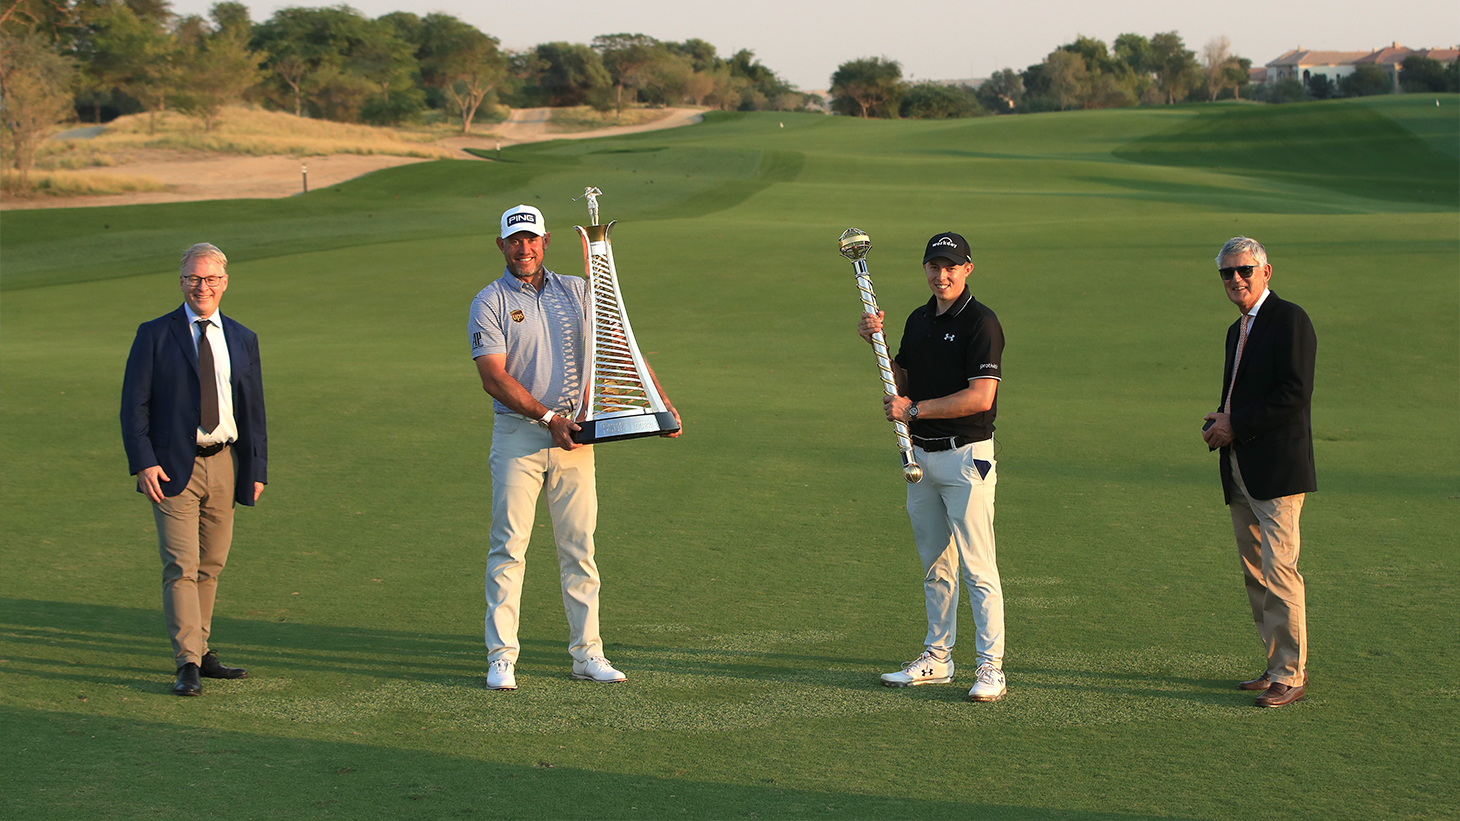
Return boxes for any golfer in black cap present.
[857,231,1008,702]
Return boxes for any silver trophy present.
[841,227,922,483]
[570,187,680,444]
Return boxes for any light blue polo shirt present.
[468,268,588,416]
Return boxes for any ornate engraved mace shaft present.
[840,228,922,483]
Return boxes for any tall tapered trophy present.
[841,228,922,483]
[570,187,680,444]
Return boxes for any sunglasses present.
[1218,265,1258,281]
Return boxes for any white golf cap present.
[499,204,546,238]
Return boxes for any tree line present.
[831,32,1460,119]
[0,0,809,184]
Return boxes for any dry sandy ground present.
[1,108,703,211]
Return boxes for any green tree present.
[1113,33,1155,74]
[976,68,1021,113]
[727,48,799,111]
[418,13,504,134]
[172,4,263,131]
[1201,36,1239,101]
[0,31,77,190]
[251,6,371,118]
[592,32,658,116]
[530,41,610,107]
[1340,63,1392,97]
[1307,74,1336,100]
[668,37,718,73]
[829,56,902,118]
[899,82,981,118]
[1151,31,1198,103]
[1399,56,1450,93]
[1044,49,1089,110]
[639,49,694,107]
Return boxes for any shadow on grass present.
[0,705,1211,821]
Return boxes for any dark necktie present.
[196,319,220,433]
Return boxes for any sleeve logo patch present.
[980,363,999,369]
[509,309,526,323]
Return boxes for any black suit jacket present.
[1217,291,1316,504]
[121,306,268,506]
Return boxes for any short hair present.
[1215,236,1267,267]
[180,243,228,275]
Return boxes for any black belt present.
[197,442,230,457]
[914,435,977,453]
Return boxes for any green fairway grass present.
[2,96,1456,819]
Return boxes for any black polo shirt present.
[894,287,1003,441]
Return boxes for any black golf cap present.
[923,231,972,265]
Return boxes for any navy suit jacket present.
[1217,291,1316,504]
[121,306,267,506]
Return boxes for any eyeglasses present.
[1218,265,1258,281]
[181,275,225,288]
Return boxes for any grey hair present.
[1215,236,1267,267]
[180,243,228,275]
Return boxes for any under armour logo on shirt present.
[944,333,956,342]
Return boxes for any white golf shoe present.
[486,658,516,690]
[967,662,1006,702]
[880,651,955,686]
[572,655,627,683]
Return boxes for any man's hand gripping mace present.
[840,228,922,483]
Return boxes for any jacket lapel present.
[168,306,200,375]
[222,315,247,389]
[1234,292,1280,383]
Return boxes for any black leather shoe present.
[174,662,202,696]
[200,650,249,680]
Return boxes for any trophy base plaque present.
[571,411,680,445]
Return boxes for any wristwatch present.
[908,402,920,421]
[536,409,556,428]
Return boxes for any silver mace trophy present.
[841,227,922,483]
[570,186,680,444]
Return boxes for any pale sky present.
[171,0,1459,91]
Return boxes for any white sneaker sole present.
[881,675,954,687]
[968,687,1006,702]
[571,673,626,683]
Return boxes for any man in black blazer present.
[1203,236,1316,709]
[121,243,267,696]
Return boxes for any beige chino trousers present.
[485,414,602,665]
[152,447,236,667]
[1228,451,1307,686]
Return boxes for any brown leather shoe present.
[1255,682,1305,708]
[1238,673,1270,691]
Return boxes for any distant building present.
[1266,44,1459,92]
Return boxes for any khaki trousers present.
[906,438,1004,668]
[1228,451,1307,686]
[152,447,236,667]
[485,414,601,664]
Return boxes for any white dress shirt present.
[184,304,237,446]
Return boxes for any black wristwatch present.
[908,402,919,420]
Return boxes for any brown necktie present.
[1223,314,1250,414]
[196,319,220,433]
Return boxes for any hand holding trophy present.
[841,227,922,483]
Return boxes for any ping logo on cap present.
[506,213,537,227]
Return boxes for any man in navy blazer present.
[1203,236,1316,709]
[122,243,267,696]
